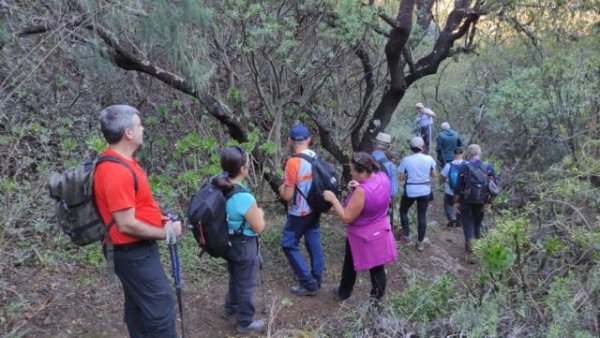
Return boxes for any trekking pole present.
[257,237,268,315]
[167,214,185,338]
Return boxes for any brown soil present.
[4,192,480,338]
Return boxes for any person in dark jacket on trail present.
[436,122,462,167]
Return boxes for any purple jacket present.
[344,172,398,271]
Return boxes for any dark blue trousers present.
[112,241,177,338]
[224,235,259,328]
[460,202,485,251]
[281,213,324,291]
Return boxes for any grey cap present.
[410,136,425,148]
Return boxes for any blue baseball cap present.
[289,123,310,141]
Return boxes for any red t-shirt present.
[93,149,163,245]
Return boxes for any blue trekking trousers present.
[281,213,324,291]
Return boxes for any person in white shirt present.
[397,136,437,252]
[415,102,436,155]
[439,147,465,228]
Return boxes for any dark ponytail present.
[351,152,379,174]
[212,146,248,192]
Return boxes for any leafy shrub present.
[389,274,457,323]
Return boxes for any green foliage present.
[227,86,245,105]
[474,215,528,274]
[317,0,377,47]
[174,133,204,160]
[87,136,107,155]
[389,275,457,322]
[258,140,277,156]
[453,293,503,337]
[542,236,564,256]
[82,0,214,88]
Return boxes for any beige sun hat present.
[415,102,425,109]
[441,122,450,130]
[374,132,392,146]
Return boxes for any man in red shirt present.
[94,105,182,338]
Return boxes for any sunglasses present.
[352,153,371,170]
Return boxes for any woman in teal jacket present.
[213,146,266,333]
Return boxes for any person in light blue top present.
[226,188,260,237]
[414,102,437,155]
[371,132,399,197]
[212,146,266,334]
[440,147,465,228]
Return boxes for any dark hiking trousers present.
[460,202,485,251]
[338,240,386,300]
[420,125,433,154]
[224,235,260,328]
[111,241,177,338]
[444,193,462,226]
[399,194,430,242]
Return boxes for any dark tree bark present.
[357,0,484,151]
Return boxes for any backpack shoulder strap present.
[293,152,316,163]
[482,162,494,175]
[96,155,139,193]
[224,184,251,200]
[95,156,140,237]
[375,156,392,177]
[291,153,316,203]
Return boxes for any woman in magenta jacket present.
[323,152,398,301]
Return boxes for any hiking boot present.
[237,319,265,333]
[446,219,456,228]
[290,285,318,296]
[416,241,425,252]
[221,310,235,320]
[398,236,412,245]
[466,253,477,265]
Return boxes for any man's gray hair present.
[467,144,482,157]
[99,105,139,144]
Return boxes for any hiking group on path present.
[54,104,500,337]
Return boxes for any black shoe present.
[446,219,456,228]
[290,285,318,296]
[221,310,235,320]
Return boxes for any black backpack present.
[293,153,339,214]
[462,162,494,205]
[187,178,249,258]
[48,155,138,246]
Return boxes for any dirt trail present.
[8,193,480,338]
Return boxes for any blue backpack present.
[447,161,462,191]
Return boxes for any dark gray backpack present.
[48,156,138,246]
[462,162,497,205]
